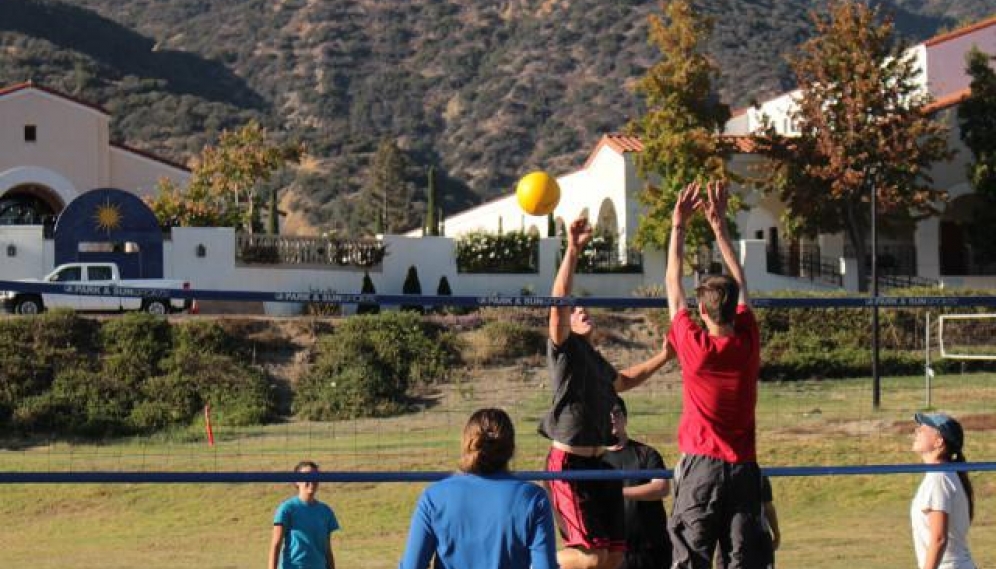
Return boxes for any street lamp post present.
[870,167,881,410]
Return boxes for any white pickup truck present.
[1,262,193,315]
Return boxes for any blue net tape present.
[3,280,996,308]
[2,462,994,483]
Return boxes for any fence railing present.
[578,248,644,274]
[875,273,940,290]
[844,243,918,276]
[766,245,843,287]
[235,233,385,268]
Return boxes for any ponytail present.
[460,408,515,475]
[949,449,975,522]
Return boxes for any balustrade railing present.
[235,233,385,268]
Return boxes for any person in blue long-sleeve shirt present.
[399,408,559,569]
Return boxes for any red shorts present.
[545,447,626,552]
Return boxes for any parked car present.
[1,262,193,315]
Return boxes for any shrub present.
[356,271,380,314]
[48,367,134,437]
[295,312,459,420]
[437,275,452,296]
[455,230,539,273]
[5,314,274,436]
[100,313,172,383]
[0,312,98,426]
[754,287,996,380]
[463,320,545,365]
[401,265,424,313]
[171,320,242,358]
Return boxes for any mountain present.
[1,0,993,235]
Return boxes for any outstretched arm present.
[666,183,701,321]
[704,180,750,307]
[614,337,675,392]
[549,217,592,346]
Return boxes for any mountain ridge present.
[1,0,992,235]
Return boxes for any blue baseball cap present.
[914,412,964,452]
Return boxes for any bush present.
[4,314,274,436]
[401,265,424,313]
[0,312,98,426]
[100,313,172,383]
[356,271,380,314]
[295,312,459,420]
[754,288,996,380]
[463,320,544,365]
[455,230,539,273]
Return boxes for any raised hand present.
[704,180,729,232]
[567,217,593,251]
[672,182,702,229]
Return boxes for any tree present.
[749,0,951,291]
[364,138,415,235]
[267,189,280,235]
[148,121,302,229]
[356,272,380,315]
[628,0,734,251]
[401,265,423,314]
[958,47,996,197]
[425,165,441,236]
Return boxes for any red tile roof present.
[0,81,109,115]
[583,133,644,167]
[111,142,190,173]
[923,88,972,114]
[925,16,996,47]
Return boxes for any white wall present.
[924,26,996,99]
[1,227,892,315]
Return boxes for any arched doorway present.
[53,188,164,279]
[595,198,619,237]
[0,184,63,226]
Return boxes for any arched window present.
[0,185,61,225]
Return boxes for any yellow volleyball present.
[515,171,561,216]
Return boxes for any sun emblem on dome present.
[94,200,123,233]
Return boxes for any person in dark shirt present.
[542,216,674,569]
[604,396,672,569]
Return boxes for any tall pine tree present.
[628,0,733,251]
[958,47,996,197]
[364,138,414,235]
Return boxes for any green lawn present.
[1,371,994,568]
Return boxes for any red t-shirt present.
[667,305,759,463]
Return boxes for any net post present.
[925,312,932,408]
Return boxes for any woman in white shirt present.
[911,413,976,569]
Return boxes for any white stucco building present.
[433,16,996,289]
[2,16,995,309]
[0,82,190,224]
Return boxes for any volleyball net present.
[2,286,995,567]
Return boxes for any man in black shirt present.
[542,216,674,569]
[604,396,672,569]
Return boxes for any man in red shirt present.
[665,181,764,569]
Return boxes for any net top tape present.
[3,280,996,309]
[2,462,995,483]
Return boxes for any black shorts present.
[669,454,764,569]
[546,447,626,551]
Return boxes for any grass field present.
[1,368,994,568]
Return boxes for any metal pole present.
[871,170,881,410]
[925,312,932,408]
